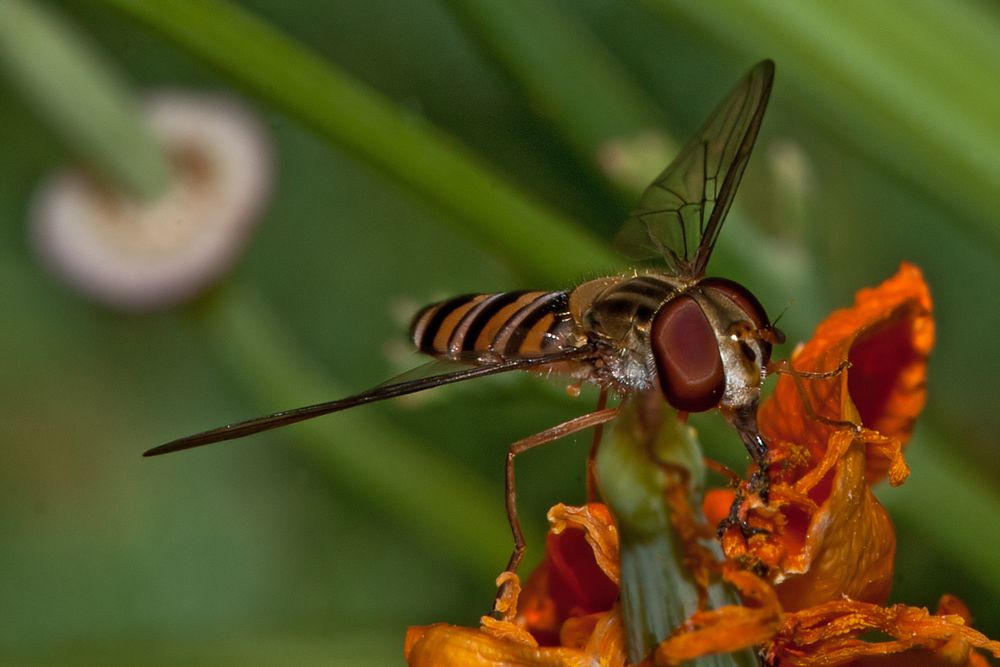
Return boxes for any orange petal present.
[717,431,897,608]
[776,436,895,609]
[519,560,562,644]
[405,622,591,667]
[760,263,933,484]
[405,608,628,667]
[404,510,628,667]
[580,609,628,667]
[703,488,736,528]
[517,504,620,644]
[559,607,628,664]
[547,503,620,585]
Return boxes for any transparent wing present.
[614,60,774,279]
[144,347,595,457]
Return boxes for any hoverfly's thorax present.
[576,274,684,338]
[571,273,685,391]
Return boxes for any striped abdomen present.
[410,290,578,360]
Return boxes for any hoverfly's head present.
[650,278,776,414]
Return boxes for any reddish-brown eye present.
[701,277,775,367]
[651,295,725,412]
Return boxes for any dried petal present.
[548,503,620,585]
[405,622,592,667]
[711,265,933,607]
[767,598,1000,667]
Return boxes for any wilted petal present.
[712,430,898,610]
[406,505,626,665]
[405,588,627,666]
[767,598,1000,667]
[548,503,620,585]
[710,265,934,608]
[564,609,628,666]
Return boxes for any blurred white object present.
[596,129,673,195]
[32,92,272,311]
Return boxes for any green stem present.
[596,395,757,666]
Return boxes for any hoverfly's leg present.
[773,359,860,432]
[771,358,850,380]
[500,407,619,604]
[585,387,610,502]
[703,457,741,484]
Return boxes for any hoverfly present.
[147,60,781,576]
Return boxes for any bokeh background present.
[2,1,999,665]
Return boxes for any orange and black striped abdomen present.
[410,290,576,359]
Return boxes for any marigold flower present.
[404,264,1000,666]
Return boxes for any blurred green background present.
[2,1,999,664]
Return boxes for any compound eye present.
[651,295,725,413]
[701,277,775,367]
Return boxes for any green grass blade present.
[442,0,667,202]
[97,0,619,284]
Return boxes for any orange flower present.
[404,264,1000,666]
[707,262,931,610]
